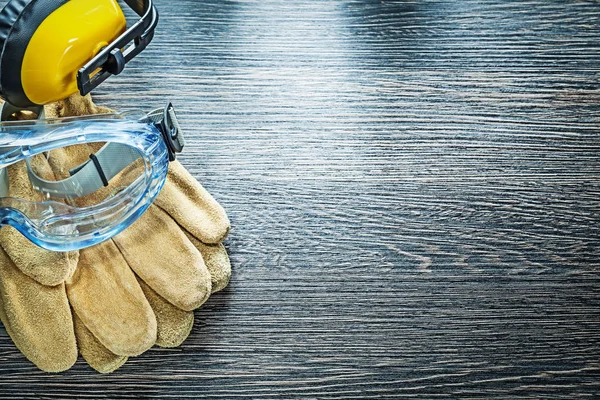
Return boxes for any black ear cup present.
[0,0,67,107]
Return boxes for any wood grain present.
[1,0,600,398]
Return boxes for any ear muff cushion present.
[0,0,32,104]
[0,0,67,107]
[0,0,29,48]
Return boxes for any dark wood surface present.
[1,0,600,397]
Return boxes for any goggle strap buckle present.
[143,102,185,161]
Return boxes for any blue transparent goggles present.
[0,103,184,251]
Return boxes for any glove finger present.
[0,158,78,286]
[184,235,231,294]
[113,205,212,311]
[73,312,128,374]
[0,247,77,372]
[66,240,157,356]
[154,161,230,244]
[44,135,211,310]
[136,278,194,348]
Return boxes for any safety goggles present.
[0,102,184,251]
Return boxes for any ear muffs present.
[0,0,127,107]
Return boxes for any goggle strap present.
[26,142,141,199]
[0,168,8,197]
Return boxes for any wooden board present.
[0,0,599,397]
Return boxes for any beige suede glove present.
[0,94,231,373]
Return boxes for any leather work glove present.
[0,94,231,373]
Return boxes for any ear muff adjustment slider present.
[106,48,126,75]
[76,0,158,96]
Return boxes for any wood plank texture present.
[1,0,600,397]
